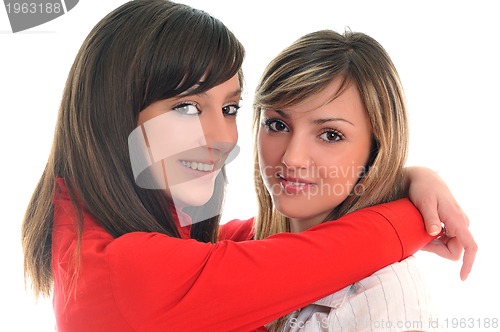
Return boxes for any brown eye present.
[319,130,344,143]
[264,119,289,132]
[222,104,240,116]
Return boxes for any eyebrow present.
[312,118,354,126]
[273,109,354,126]
[226,88,243,99]
[274,110,289,118]
[178,88,242,100]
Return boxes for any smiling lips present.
[278,174,315,194]
[180,160,216,172]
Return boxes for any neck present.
[289,216,326,233]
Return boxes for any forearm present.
[112,199,433,331]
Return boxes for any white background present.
[1,1,498,330]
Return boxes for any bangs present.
[257,63,352,112]
[139,6,244,109]
[255,33,351,111]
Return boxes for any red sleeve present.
[109,198,433,331]
[218,219,255,241]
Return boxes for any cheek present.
[258,132,280,178]
[318,148,369,188]
[141,112,203,155]
[258,132,280,162]
[151,121,198,160]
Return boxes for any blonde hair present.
[252,30,409,330]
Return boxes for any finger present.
[463,211,471,227]
[414,198,442,236]
[437,201,468,236]
[460,246,477,281]
[425,230,478,281]
[445,237,464,261]
[421,238,460,260]
[421,241,446,256]
[457,229,478,281]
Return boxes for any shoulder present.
[310,257,439,330]
[218,218,255,241]
[315,257,424,308]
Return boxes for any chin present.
[272,202,304,219]
[169,177,216,207]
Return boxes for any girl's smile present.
[135,74,241,208]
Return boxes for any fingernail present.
[429,224,441,236]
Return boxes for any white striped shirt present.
[283,256,444,332]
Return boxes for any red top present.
[52,179,434,331]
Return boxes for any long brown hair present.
[252,30,408,330]
[22,0,245,298]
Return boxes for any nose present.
[199,111,238,156]
[281,134,312,169]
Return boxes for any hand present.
[405,166,478,280]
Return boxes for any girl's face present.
[133,74,241,210]
[258,76,372,232]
